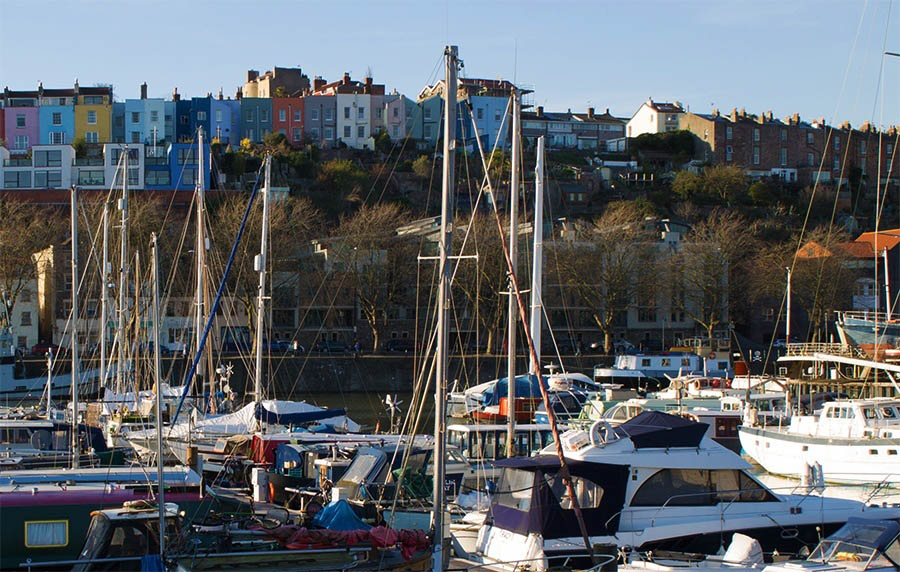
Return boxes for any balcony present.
[74,157,104,166]
[3,158,32,167]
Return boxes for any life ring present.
[708,352,717,360]
[590,420,615,446]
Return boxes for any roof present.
[855,229,900,252]
[647,100,684,113]
[796,240,873,259]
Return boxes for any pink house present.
[3,100,40,153]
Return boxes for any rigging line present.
[168,162,265,428]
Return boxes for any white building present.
[1,145,76,190]
[4,279,39,350]
[336,93,376,150]
[626,98,685,137]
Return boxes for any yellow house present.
[73,83,113,143]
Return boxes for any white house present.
[626,98,685,138]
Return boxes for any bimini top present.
[613,410,707,449]
[829,517,900,552]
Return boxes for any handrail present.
[20,556,144,570]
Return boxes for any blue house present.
[38,103,75,145]
[143,141,210,191]
[209,97,240,144]
[190,97,211,140]
[467,95,510,150]
[174,99,192,142]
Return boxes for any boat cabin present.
[805,399,900,439]
[447,423,560,462]
[803,517,900,572]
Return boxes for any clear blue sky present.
[1,0,897,128]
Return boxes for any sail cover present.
[613,410,707,448]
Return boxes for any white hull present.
[740,425,900,485]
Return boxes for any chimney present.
[74,78,79,94]
[792,113,800,125]
[247,70,259,82]
[713,108,720,117]
[172,87,180,102]
[730,108,738,121]
[38,81,43,95]
[537,106,544,117]
[218,88,223,101]
[587,107,595,119]
[235,88,242,100]
[840,121,852,130]
[739,108,746,118]
[343,72,351,86]
[313,76,326,92]
[140,82,147,100]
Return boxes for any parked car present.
[639,339,663,353]
[313,341,350,353]
[30,342,63,357]
[589,339,634,354]
[553,338,583,355]
[262,339,292,353]
[384,338,417,353]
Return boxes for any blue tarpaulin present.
[311,499,371,530]
[482,375,545,407]
[140,554,165,572]
[255,404,347,426]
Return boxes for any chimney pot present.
[587,107,595,118]
[537,106,543,117]
[140,82,148,100]
[247,70,259,83]
[218,88,223,101]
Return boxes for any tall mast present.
[505,89,520,457]
[432,44,457,572]
[100,200,110,390]
[70,187,80,469]
[150,232,166,558]
[116,147,129,396]
[884,249,892,321]
[529,136,545,374]
[254,154,271,406]
[194,127,207,397]
[785,267,792,347]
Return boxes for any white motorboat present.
[740,398,900,485]
[459,411,900,571]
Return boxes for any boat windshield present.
[73,514,113,570]
[495,468,534,511]
[809,520,900,570]
[809,540,893,570]
[339,450,386,485]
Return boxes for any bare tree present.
[557,202,659,353]
[333,203,415,350]
[0,199,66,322]
[671,209,759,344]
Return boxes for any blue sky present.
[1,0,897,128]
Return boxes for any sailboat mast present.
[116,148,129,396]
[254,154,271,405]
[506,89,521,457]
[785,267,792,347]
[529,136,545,373]
[100,200,109,390]
[432,44,457,572]
[194,127,207,397]
[884,249,891,321]
[70,187,80,469]
[150,232,166,558]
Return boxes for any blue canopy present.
[311,499,371,531]
[255,404,347,426]
[482,375,545,407]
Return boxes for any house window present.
[725,145,733,162]
[77,170,103,185]
[14,135,29,150]
[781,129,787,142]
[324,127,333,139]
[294,110,301,122]
[131,112,140,124]
[807,132,814,145]
[145,170,171,186]
[52,112,62,126]
[753,146,760,165]
[87,111,97,124]
[246,110,254,122]
[495,109,501,121]
[344,107,351,119]
[393,125,399,137]
[375,108,382,119]
[24,520,68,548]
[50,131,65,144]
[292,129,302,142]
[343,125,351,138]
[16,114,26,128]
[309,127,319,138]
[83,95,104,104]
[753,128,760,142]
[358,125,365,138]
[58,97,66,105]
[260,109,268,122]
[177,148,198,165]
[424,125,433,138]
[887,143,894,156]
[215,110,222,122]
[182,168,196,186]
[197,111,207,121]
[726,126,732,140]
[20,311,32,326]
[131,131,141,143]
[477,108,484,120]
[833,157,840,171]
[325,108,333,120]
[85,131,98,143]
[393,107,399,118]
[834,137,840,151]
[279,128,286,136]
[4,171,31,188]
[279,109,286,122]
[358,106,365,119]
[34,171,62,188]
[860,140,866,155]
[151,110,159,122]
[780,148,787,167]
[311,109,319,121]
[424,107,432,120]
[247,129,255,141]
[808,152,815,166]
[34,150,62,167]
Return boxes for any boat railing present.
[20,556,145,570]
[838,310,895,323]
[784,342,866,358]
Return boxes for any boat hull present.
[739,424,900,484]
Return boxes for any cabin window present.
[631,469,776,506]
[882,407,898,419]
[107,525,149,557]
[25,520,68,548]
[496,468,534,511]
[515,433,530,457]
[681,358,690,366]
[496,431,508,459]
[661,358,671,367]
[641,359,651,367]
[718,361,728,370]
[544,474,605,509]
[482,432,497,460]
[863,407,877,420]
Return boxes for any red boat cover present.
[260,525,430,560]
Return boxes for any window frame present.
[24,520,69,548]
